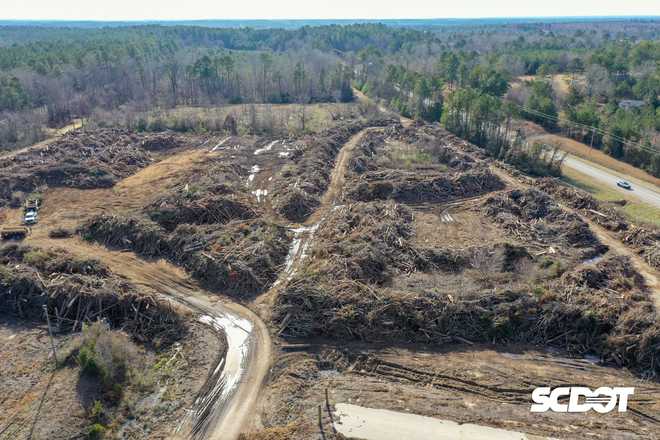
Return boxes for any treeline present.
[441,87,565,176]
[357,32,659,176]
[1,21,658,175]
[0,23,435,151]
[507,40,660,176]
[0,24,435,73]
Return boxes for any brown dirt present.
[1,137,276,439]
[255,93,660,440]
[253,344,660,440]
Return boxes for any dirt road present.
[268,126,382,298]
[1,122,385,439]
[25,233,271,440]
[562,154,660,208]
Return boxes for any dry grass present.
[117,103,363,135]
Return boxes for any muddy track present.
[259,127,384,310]
[8,136,269,440]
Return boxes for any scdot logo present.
[531,387,634,413]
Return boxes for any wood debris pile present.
[81,215,291,297]
[0,244,186,344]
[0,129,186,207]
[538,177,660,269]
[271,117,394,222]
[483,188,607,259]
[348,168,504,203]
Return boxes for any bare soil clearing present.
[3,103,659,440]
[0,130,280,439]
[255,345,660,440]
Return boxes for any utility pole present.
[43,305,58,365]
[590,128,595,149]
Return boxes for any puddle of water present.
[274,222,322,287]
[334,404,539,440]
[247,165,261,185]
[254,140,280,155]
[582,255,605,265]
[194,313,253,421]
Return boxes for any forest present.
[0,19,658,175]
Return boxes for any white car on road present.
[616,180,632,190]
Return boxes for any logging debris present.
[0,244,187,345]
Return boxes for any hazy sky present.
[2,0,659,21]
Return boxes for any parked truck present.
[23,198,40,225]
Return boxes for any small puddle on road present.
[183,313,253,436]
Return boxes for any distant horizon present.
[1,15,659,22]
[0,16,658,30]
[3,0,659,22]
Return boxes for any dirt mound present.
[0,244,186,344]
[348,168,504,203]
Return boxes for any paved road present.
[563,154,660,209]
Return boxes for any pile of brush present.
[0,244,186,344]
[538,178,659,269]
[349,168,504,204]
[271,117,394,222]
[483,188,607,259]
[274,251,659,376]
[0,129,188,207]
[80,215,291,297]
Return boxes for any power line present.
[508,101,659,155]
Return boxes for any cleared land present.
[1,103,659,440]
